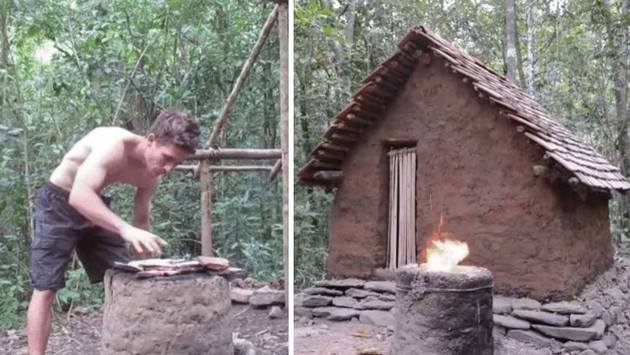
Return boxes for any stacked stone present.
[295,278,396,327]
[493,296,617,354]
[230,277,285,310]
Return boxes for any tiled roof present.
[298,26,630,193]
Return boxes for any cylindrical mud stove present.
[392,264,494,355]
[102,270,233,355]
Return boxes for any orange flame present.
[423,214,469,272]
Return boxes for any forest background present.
[0,0,283,328]
[0,0,629,332]
[295,0,630,285]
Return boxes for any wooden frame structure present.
[176,1,289,298]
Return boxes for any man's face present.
[145,134,191,176]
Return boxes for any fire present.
[426,239,469,272]
[424,214,469,272]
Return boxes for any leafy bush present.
[0,0,282,328]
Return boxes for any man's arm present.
[133,184,157,231]
[68,144,165,254]
[68,144,128,234]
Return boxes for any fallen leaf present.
[353,329,370,338]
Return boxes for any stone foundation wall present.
[494,257,630,355]
[297,271,630,355]
[295,279,396,327]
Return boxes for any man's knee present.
[30,289,57,305]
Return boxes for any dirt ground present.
[294,319,392,355]
[0,304,287,355]
[293,319,555,355]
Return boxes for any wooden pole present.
[189,148,282,160]
[200,160,213,256]
[387,152,394,269]
[176,165,274,172]
[278,1,289,305]
[207,5,279,147]
[410,150,417,263]
[267,159,282,182]
[393,153,399,267]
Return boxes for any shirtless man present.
[26,109,200,355]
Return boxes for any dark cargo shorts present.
[30,182,131,291]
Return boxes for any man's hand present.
[120,225,167,254]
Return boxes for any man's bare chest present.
[105,167,157,189]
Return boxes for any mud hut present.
[298,26,630,300]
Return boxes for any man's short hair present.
[148,109,200,154]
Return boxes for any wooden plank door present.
[387,148,417,269]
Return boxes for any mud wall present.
[326,56,613,299]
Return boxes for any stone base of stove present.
[295,278,396,327]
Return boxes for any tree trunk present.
[526,0,535,95]
[341,0,356,98]
[207,5,279,147]
[610,0,630,243]
[599,0,630,244]
[0,2,10,67]
[278,2,290,305]
[200,160,213,256]
[504,0,518,83]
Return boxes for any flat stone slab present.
[249,287,285,307]
[564,341,589,352]
[542,301,586,314]
[512,309,569,327]
[532,320,605,341]
[302,295,333,307]
[364,281,396,294]
[312,307,360,321]
[231,287,254,304]
[359,310,394,327]
[345,288,380,299]
[588,340,607,354]
[570,312,597,328]
[493,315,530,329]
[378,294,395,302]
[494,326,506,337]
[314,278,365,289]
[303,287,344,296]
[332,296,358,308]
[506,329,552,347]
[294,307,313,318]
[493,296,513,314]
[356,297,394,310]
[294,293,304,307]
[512,297,542,311]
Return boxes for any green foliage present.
[0,256,29,329]
[0,0,282,327]
[294,190,331,287]
[54,268,103,313]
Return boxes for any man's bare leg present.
[27,289,56,355]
